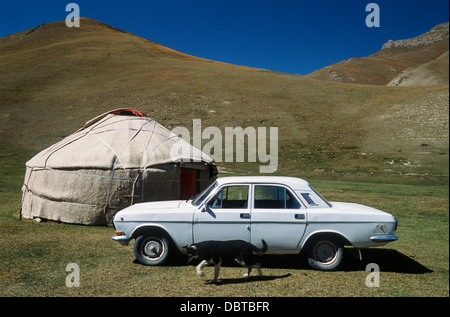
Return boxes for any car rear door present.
[250,184,307,252]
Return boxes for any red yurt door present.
[180,169,199,200]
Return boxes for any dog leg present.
[235,258,253,278]
[254,263,263,276]
[196,260,208,277]
[211,259,221,283]
[244,263,262,278]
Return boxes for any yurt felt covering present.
[21,110,216,225]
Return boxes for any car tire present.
[134,235,170,266]
[307,237,344,271]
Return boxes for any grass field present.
[1,149,448,297]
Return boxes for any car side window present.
[254,185,300,209]
[207,185,249,209]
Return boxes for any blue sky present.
[0,0,448,75]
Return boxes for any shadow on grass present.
[258,248,433,274]
[170,248,432,274]
[342,248,433,274]
[143,248,432,279]
[205,274,292,285]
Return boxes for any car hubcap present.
[142,238,164,260]
[314,241,337,264]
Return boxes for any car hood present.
[122,200,186,212]
[114,200,195,222]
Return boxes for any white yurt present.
[20,109,217,225]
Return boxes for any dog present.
[183,239,268,283]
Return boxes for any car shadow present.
[340,248,433,274]
[258,248,432,274]
[159,248,432,275]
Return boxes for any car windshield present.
[191,181,218,206]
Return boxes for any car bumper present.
[112,234,132,246]
[370,234,399,242]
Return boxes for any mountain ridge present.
[382,22,449,50]
[1,18,448,177]
[305,22,449,86]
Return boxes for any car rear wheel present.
[134,235,170,266]
[307,238,344,271]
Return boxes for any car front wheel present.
[134,235,170,266]
[307,238,344,271]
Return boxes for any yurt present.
[20,109,217,225]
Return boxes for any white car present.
[112,176,398,270]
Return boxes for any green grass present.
[0,150,448,297]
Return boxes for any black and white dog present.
[183,239,268,283]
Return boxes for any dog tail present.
[260,239,268,254]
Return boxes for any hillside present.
[0,18,448,178]
[305,22,449,86]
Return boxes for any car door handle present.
[240,213,251,219]
[295,214,305,220]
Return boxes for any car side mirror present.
[199,204,216,218]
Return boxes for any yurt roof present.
[27,109,212,170]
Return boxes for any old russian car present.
[112,176,398,270]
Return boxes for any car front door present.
[193,184,251,243]
[250,184,307,252]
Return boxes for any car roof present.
[215,176,311,191]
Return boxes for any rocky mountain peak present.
[382,22,449,50]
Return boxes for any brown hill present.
[0,18,448,177]
[305,22,449,86]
